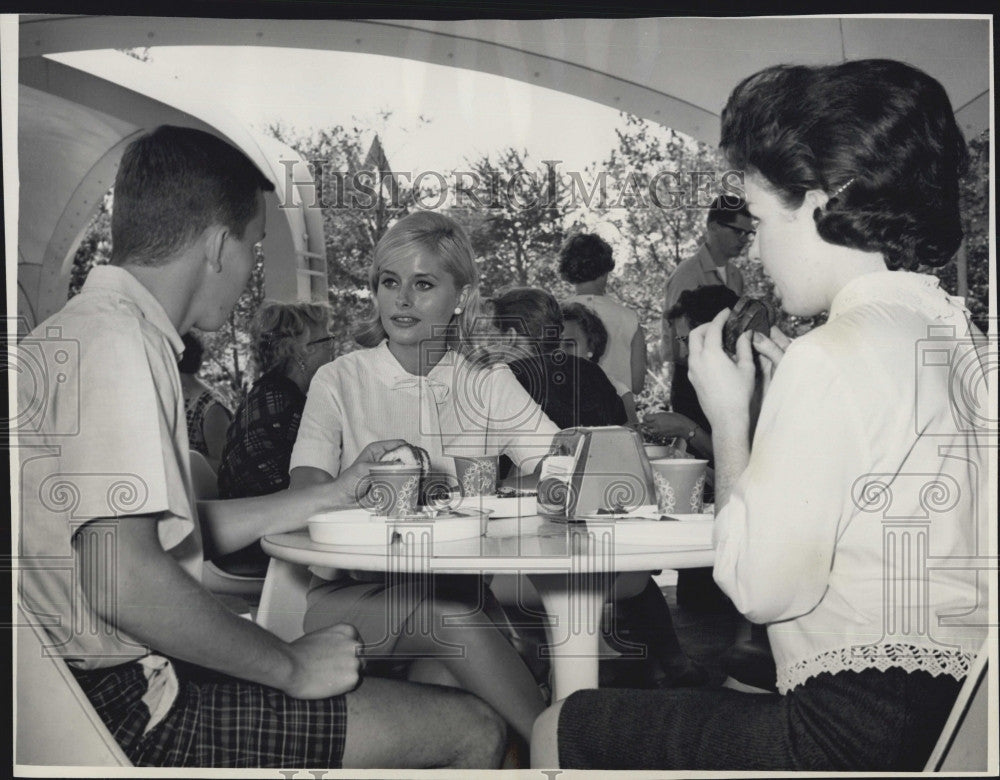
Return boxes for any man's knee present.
[455,691,507,767]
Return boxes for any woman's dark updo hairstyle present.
[720,59,968,269]
[558,233,615,283]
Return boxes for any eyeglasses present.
[722,223,757,240]
[306,335,335,347]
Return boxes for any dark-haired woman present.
[534,59,988,771]
[560,301,639,425]
[560,233,647,395]
[493,287,708,691]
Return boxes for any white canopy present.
[12,14,993,327]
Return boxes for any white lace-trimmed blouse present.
[712,271,990,693]
[289,341,559,479]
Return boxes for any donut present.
[722,296,776,356]
[378,443,431,474]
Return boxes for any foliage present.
[264,120,425,358]
[451,148,567,297]
[930,129,990,334]
[68,190,113,298]
[196,249,267,410]
[62,114,992,420]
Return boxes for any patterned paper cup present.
[648,458,709,514]
[452,455,499,498]
[360,464,422,517]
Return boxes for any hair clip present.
[829,178,855,199]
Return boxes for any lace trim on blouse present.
[779,643,975,695]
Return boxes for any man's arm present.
[200,439,407,557]
[76,515,361,699]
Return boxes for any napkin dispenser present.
[537,426,656,520]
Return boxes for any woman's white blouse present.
[290,341,559,478]
[712,272,990,693]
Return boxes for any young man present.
[16,125,505,769]
[659,197,754,362]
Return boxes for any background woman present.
[535,59,988,771]
[214,301,336,575]
[492,288,627,429]
[560,233,648,395]
[560,301,639,425]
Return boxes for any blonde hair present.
[252,300,331,376]
[355,211,485,356]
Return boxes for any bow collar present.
[391,375,451,404]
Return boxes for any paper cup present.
[649,458,709,514]
[360,464,421,517]
[452,455,499,498]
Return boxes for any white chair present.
[189,450,265,610]
[15,614,131,767]
[256,558,312,641]
[925,648,989,771]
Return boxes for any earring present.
[454,307,463,315]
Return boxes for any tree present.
[453,148,566,296]
[265,121,425,358]
[69,190,113,298]
[932,129,990,334]
[578,116,734,413]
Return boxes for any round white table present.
[261,513,715,700]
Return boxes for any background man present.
[659,196,754,362]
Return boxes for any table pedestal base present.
[527,571,616,701]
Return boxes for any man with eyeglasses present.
[659,196,755,362]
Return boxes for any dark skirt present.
[557,666,961,771]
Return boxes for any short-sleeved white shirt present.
[17,265,200,670]
[290,341,559,478]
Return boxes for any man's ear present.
[204,225,227,273]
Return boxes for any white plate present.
[451,495,534,518]
[308,508,487,546]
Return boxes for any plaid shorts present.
[71,657,348,768]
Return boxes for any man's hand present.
[642,411,697,439]
[688,309,756,432]
[334,439,410,504]
[281,623,364,699]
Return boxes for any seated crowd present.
[19,56,987,771]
